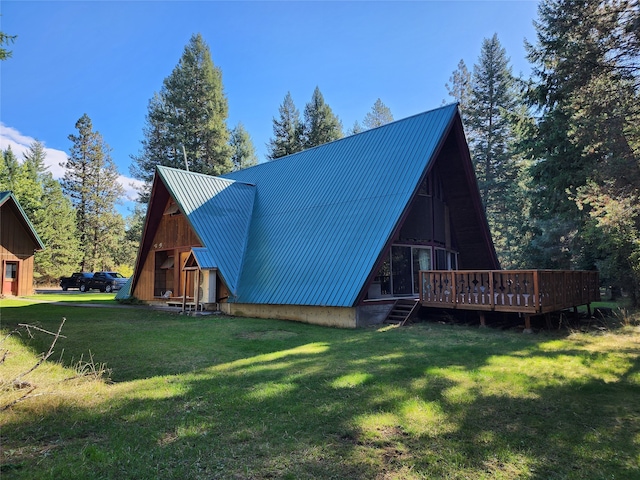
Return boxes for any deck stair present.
[384,298,420,326]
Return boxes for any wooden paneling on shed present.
[1,205,37,257]
[1,202,39,296]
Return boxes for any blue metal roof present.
[156,168,255,294]
[218,103,458,307]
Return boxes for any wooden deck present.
[419,270,600,327]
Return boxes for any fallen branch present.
[14,318,66,384]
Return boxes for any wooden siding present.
[133,198,202,301]
[437,120,499,270]
[1,203,39,296]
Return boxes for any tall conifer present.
[267,92,304,159]
[62,114,124,271]
[302,87,343,149]
[131,33,233,200]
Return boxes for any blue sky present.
[1,1,539,214]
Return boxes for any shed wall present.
[1,205,38,296]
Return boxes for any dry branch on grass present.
[0,317,110,411]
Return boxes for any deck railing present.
[419,270,600,314]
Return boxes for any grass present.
[1,298,639,479]
[22,292,120,305]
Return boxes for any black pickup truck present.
[59,272,94,291]
[83,272,128,293]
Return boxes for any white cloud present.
[0,123,68,178]
[118,174,145,202]
[0,123,144,203]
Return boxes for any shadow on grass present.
[2,303,639,479]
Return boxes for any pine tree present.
[230,123,258,170]
[452,35,531,269]
[363,98,394,129]
[302,87,343,149]
[347,120,363,136]
[0,145,43,222]
[62,114,124,271]
[0,146,20,191]
[131,33,233,201]
[1,142,83,283]
[34,175,82,283]
[446,59,472,125]
[467,34,517,210]
[0,28,16,61]
[527,0,640,302]
[267,92,304,159]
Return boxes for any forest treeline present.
[1,0,638,304]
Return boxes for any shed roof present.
[0,191,45,250]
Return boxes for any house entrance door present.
[3,261,18,296]
[178,252,194,299]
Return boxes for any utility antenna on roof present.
[181,144,189,172]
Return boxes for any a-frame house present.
[129,104,500,327]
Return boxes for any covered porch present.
[419,270,600,330]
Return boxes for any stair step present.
[383,299,420,326]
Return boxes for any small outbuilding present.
[129,104,501,327]
[0,191,45,296]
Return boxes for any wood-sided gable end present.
[131,173,203,301]
[355,109,499,306]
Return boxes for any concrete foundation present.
[221,303,357,328]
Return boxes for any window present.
[5,262,17,279]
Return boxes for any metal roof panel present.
[223,104,458,306]
[156,168,255,294]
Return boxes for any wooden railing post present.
[489,270,495,310]
[451,271,457,305]
[533,270,540,313]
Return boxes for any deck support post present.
[182,270,188,313]
[523,314,533,334]
[479,312,486,328]
[587,303,592,317]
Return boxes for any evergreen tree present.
[527,0,640,302]
[230,122,258,170]
[22,140,48,180]
[62,114,124,271]
[347,120,363,136]
[34,175,82,284]
[363,98,394,129]
[113,204,146,275]
[467,34,517,210]
[267,92,304,159]
[131,33,233,201]
[446,59,472,125]
[302,87,343,149]
[457,34,530,269]
[0,27,16,61]
[1,142,83,283]
[0,146,20,191]
[0,145,43,222]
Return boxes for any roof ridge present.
[223,103,460,174]
[156,165,255,187]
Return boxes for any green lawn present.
[1,298,639,479]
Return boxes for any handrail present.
[419,270,599,314]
